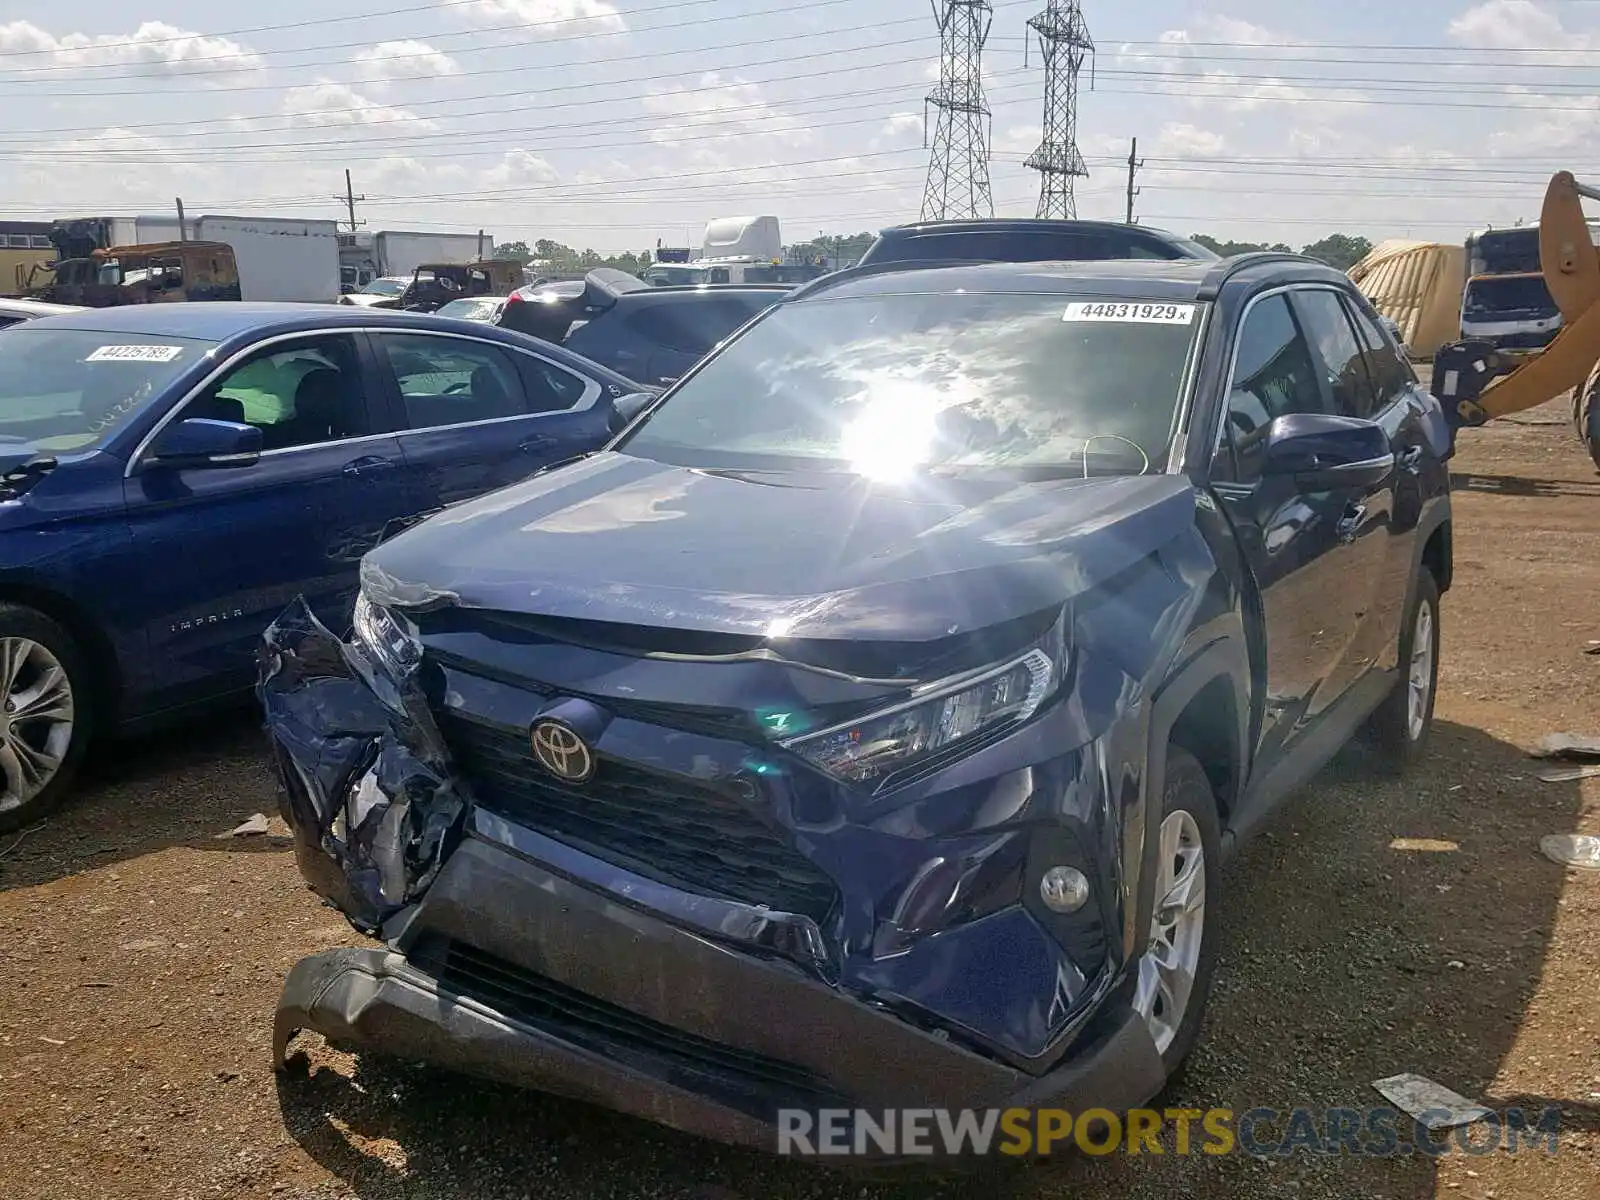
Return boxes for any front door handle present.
[343,455,397,479]
[519,435,557,454]
[1336,502,1367,543]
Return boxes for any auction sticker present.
[1063,301,1195,324]
[85,344,185,363]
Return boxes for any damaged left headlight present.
[352,591,423,676]
[780,620,1067,787]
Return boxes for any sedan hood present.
[365,452,1197,642]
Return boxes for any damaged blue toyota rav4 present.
[264,253,1453,1153]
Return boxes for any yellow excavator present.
[1431,171,1600,468]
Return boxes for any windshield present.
[0,328,214,452]
[362,278,405,295]
[1463,274,1558,319]
[438,298,502,320]
[644,265,707,287]
[620,291,1202,478]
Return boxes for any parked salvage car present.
[498,269,787,387]
[0,298,84,329]
[856,217,1220,269]
[338,276,410,308]
[0,303,651,831]
[264,254,1452,1154]
[435,295,508,324]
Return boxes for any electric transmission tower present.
[1025,0,1094,219]
[921,1,994,222]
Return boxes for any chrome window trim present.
[125,325,603,478]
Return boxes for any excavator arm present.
[1432,171,1600,436]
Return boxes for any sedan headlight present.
[352,591,422,675]
[781,632,1065,787]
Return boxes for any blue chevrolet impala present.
[0,302,649,829]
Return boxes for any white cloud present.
[643,73,810,146]
[481,149,561,186]
[356,40,461,82]
[882,112,924,138]
[1150,122,1227,157]
[281,82,435,128]
[0,19,263,74]
[1448,1,1568,48]
[462,0,626,36]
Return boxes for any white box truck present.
[195,215,341,302]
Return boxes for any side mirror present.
[1260,413,1394,491]
[608,390,655,433]
[146,418,262,470]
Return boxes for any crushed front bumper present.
[274,832,1168,1155]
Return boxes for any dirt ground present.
[1,407,1597,1200]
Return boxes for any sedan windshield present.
[362,278,406,296]
[620,291,1203,477]
[0,328,214,452]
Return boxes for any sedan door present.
[368,329,613,517]
[125,331,409,708]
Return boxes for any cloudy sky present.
[3,1,1597,252]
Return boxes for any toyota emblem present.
[530,719,595,783]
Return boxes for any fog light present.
[1039,866,1090,913]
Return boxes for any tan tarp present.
[1347,240,1465,359]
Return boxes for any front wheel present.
[1133,744,1222,1073]
[0,605,92,834]
[1363,569,1441,775]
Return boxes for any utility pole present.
[1125,137,1144,224]
[175,197,186,241]
[335,170,366,234]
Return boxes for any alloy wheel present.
[1406,598,1435,742]
[1134,808,1207,1056]
[0,637,75,814]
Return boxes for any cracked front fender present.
[258,598,467,933]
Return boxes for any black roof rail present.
[782,257,996,302]
[1196,250,1332,299]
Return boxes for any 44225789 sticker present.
[85,344,186,363]
[1062,302,1196,325]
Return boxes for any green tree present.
[1298,233,1373,272]
[1190,234,1293,257]
[494,240,532,266]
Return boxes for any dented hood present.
[365,451,1197,640]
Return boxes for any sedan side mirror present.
[1260,413,1394,491]
[146,418,263,470]
[608,390,656,433]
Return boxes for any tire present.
[1133,744,1223,1075]
[1364,569,1441,775]
[0,604,92,834]
[1583,380,1600,472]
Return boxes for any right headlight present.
[780,629,1066,787]
[352,591,422,676]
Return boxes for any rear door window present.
[373,333,528,429]
[1291,288,1377,419]
[1343,296,1416,414]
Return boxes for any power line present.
[0,0,876,81]
[0,0,711,60]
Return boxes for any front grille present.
[410,937,842,1111]
[437,711,839,923]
